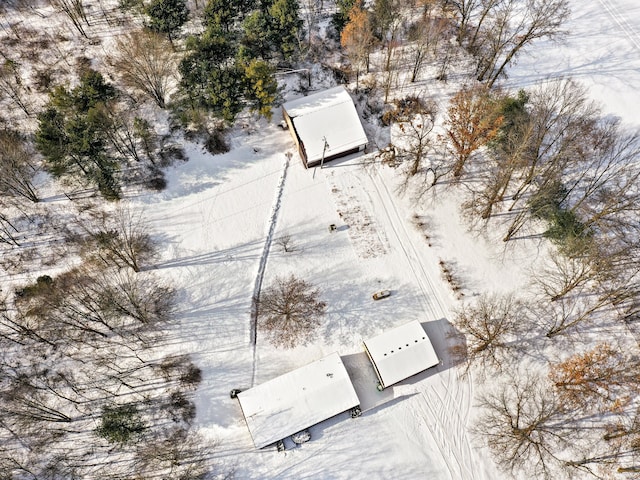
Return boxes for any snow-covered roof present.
[282,86,368,165]
[237,352,360,449]
[363,321,439,389]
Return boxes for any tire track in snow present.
[368,169,476,480]
[598,0,640,51]
[249,153,291,387]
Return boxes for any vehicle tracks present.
[368,168,477,479]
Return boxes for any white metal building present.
[282,86,368,168]
[363,321,440,390]
[237,352,361,449]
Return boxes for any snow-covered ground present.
[0,0,632,477]
[119,1,640,478]
[507,0,640,128]
[141,125,492,479]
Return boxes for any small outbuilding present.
[236,352,361,449]
[282,86,368,168]
[363,320,440,390]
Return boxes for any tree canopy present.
[145,0,189,42]
[36,70,122,200]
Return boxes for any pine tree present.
[243,59,278,119]
[268,0,302,61]
[145,0,189,43]
[35,70,122,200]
[179,29,245,122]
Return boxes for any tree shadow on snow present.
[149,239,263,270]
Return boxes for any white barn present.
[363,321,440,390]
[282,86,368,168]
[237,352,361,449]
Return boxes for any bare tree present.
[133,428,213,479]
[507,79,598,209]
[275,233,297,253]
[475,373,570,479]
[0,59,31,115]
[0,130,39,202]
[0,211,20,246]
[407,12,447,83]
[109,29,177,108]
[388,95,438,179]
[565,117,640,236]
[453,293,524,373]
[258,274,327,348]
[87,205,157,272]
[50,0,90,38]
[474,0,570,87]
[98,269,176,327]
[301,0,322,52]
[444,0,482,44]
[532,251,597,302]
[500,80,600,242]
[533,287,610,337]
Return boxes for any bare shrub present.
[258,274,327,348]
[411,213,433,246]
[158,354,202,389]
[85,205,157,272]
[439,259,464,297]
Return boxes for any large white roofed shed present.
[237,352,360,449]
[363,321,440,390]
[282,86,368,167]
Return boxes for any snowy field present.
[95,0,640,478]
[125,1,640,478]
[507,0,640,128]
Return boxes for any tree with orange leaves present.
[444,84,503,177]
[340,1,374,90]
[549,343,638,412]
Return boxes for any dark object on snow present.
[350,406,362,418]
[372,290,391,301]
[276,439,285,452]
[329,224,337,232]
[230,389,242,399]
[291,430,311,444]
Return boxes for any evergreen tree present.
[178,1,280,123]
[243,58,278,119]
[240,10,273,60]
[268,0,302,61]
[35,70,122,200]
[179,29,245,122]
[96,404,145,445]
[145,0,189,42]
[204,0,255,32]
[332,0,357,35]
